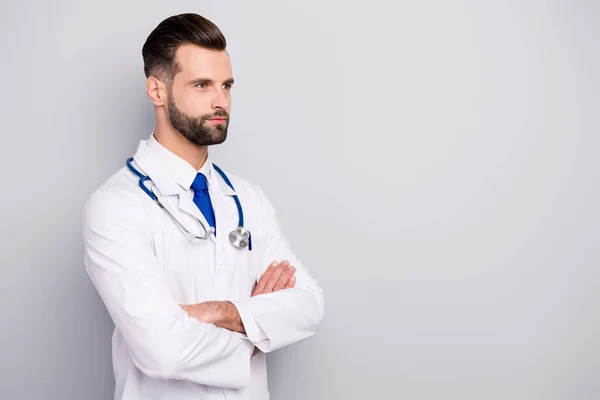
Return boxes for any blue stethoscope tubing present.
[126,157,252,250]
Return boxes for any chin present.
[208,128,228,145]
[211,135,227,146]
[197,133,228,147]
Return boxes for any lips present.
[206,117,228,124]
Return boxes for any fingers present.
[273,264,296,292]
[262,261,289,293]
[264,260,296,293]
[253,261,279,294]
[253,260,296,295]
[285,275,296,289]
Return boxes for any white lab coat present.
[81,136,325,400]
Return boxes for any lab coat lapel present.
[209,165,239,267]
[211,186,234,265]
[134,140,215,241]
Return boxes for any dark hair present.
[142,13,226,82]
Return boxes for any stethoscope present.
[126,157,252,250]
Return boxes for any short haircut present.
[142,13,227,83]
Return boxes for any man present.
[81,13,325,400]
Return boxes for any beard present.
[167,94,229,146]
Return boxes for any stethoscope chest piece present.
[229,226,251,248]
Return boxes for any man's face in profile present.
[166,44,234,146]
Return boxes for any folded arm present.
[82,189,254,389]
[180,300,246,334]
[230,187,325,353]
[180,262,297,355]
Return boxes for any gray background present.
[0,1,598,399]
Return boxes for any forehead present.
[174,44,232,80]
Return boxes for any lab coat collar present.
[146,133,202,191]
[210,165,237,197]
[132,135,236,198]
[132,140,180,197]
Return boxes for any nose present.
[211,87,230,111]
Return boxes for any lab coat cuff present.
[231,298,269,347]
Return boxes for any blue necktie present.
[191,173,216,235]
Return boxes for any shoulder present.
[82,166,150,226]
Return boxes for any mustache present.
[203,110,230,120]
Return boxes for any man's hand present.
[249,261,296,357]
[252,260,296,297]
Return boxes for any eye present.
[222,83,232,90]
[196,82,208,89]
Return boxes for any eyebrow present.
[188,77,235,86]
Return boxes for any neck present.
[154,116,208,171]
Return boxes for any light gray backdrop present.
[0,1,599,399]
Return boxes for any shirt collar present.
[146,133,212,191]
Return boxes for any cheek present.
[179,91,212,115]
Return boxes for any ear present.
[146,76,167,107]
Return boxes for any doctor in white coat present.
[81,13,325,400]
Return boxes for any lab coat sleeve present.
[231,187,325,353]
[82,188,254,389]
